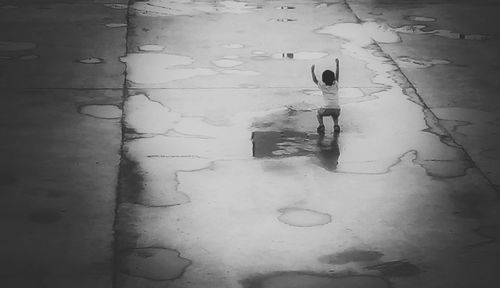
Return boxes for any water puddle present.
[222,69,259,76]
[0,41,36,51]
[19,54,39,61]
[241,272,389,288]
[272,52,328,60]
[104,3,128,9]
[138,44,164,52]
[213,59,243,68]
[78,57,103,64]
[276,6,296,10]
[366,260,421,277]
[319,250,383,265]
[80,104,122,119]
[394,24,490,40]
[223,43,244,49]
[118,247,191,281]
[124,94,180,134]
[396,56,450,69]
[406,15,436,22]
[28,209,64,224]
[278,207,331,227]
[106,23,127,28]
[252,131,315,158]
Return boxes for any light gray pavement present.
[114,0,500,288]
[2,0,500,288]
[0,1,127,287]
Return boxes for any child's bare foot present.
[334,125,340,133]
[317,125,325,134]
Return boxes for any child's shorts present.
[318,108,341,118]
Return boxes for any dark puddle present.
[252,131,340,171]
[28,209,64,224]
[319,250,383,265]
[241,272,390,288]
[118,247,191,281]
[366,260,421,277]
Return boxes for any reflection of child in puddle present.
[311,58,340,134]
[316,132,340,171]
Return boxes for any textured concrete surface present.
[2,0,500,288]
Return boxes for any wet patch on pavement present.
[241,272,390,288]
[79,104,122,119]
[28,209,64,224]
[0,41,36,51]
[319,249,384,265]
[416,159,473,178]
[138,44,164,52]
[118,247,191,281]
[77,57,104,64]
[394,24,490,40]
[252,131,316,158]
[366,260,422,277]
[272,52,328,60]
[278,207,332,227]
[124,93,180,134]
[396,56,450,69]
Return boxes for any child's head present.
[322,70,336,85]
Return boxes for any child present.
[311,58,340,134]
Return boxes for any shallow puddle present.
[319,249,383,265]
[80,104,122,119]
[272,52,328,60]
[0,41,36,51]
[278,207,332,227]
[138,44,164,52]
[78,57,103,64]
[118,247,191,281]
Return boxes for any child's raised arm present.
[335,58,339,81]
[311,65,318,84]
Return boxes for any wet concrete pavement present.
[2,0,500,287]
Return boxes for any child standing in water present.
[311,58,340,134]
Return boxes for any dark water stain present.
[319,249,384,265]
[451,188,490,219]
[118,247,191,281]
[28,209,63,224]
[252,131,314,158]
[475,224,500,241]
[118,157,145,205]
[366,260,421,277]
[241,271,390,288]
[0,172,17,186]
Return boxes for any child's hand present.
[335,58,339,64]
[311,65,315,71]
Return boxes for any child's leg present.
[317,110,325,126]
[332,115,338,126]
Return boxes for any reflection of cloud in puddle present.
[80,104,122,119]
[125,94,180,134]
[0,41,36,51]
[78,57,103,64]
[213,59,243,68]
[278,207,332,227]
[106,23,127,28]
[138,44,164,52]
[272,52,328,60]
[132,0,253,17]
[396,56,450,69]
[120,53,217,84]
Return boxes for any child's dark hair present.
[322,70,336,85]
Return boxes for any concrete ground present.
[1,0,500,287]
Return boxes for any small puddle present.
[396,56,450,69]
[241,272,389,288]
[405,15,436,22]
[366,260,421,277]
[78,57,104,64]
[252,131,315,158]
[80,104,122,119]
[0,41,36,51]
[278,207,332,227]
[106,23,127,28]
[213,59,243,68]
[118,247,191,281]
[272,52,328,60]
[138,44,164,52]
[319,250,384,265]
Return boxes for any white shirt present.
[318,81,339,109]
